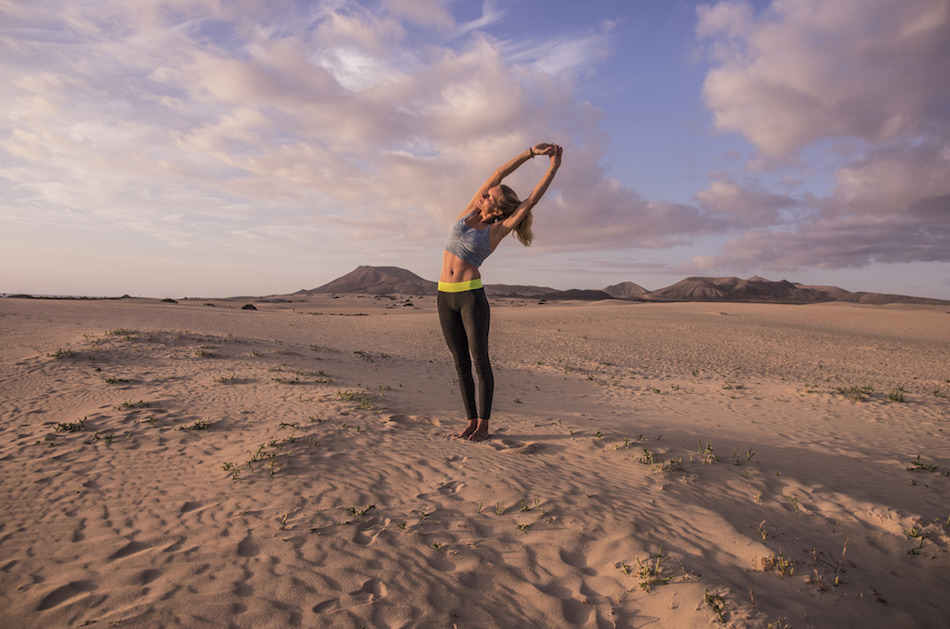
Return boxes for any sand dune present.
[1,296,948,628]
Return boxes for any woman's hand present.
[531,143,563,165]
[531,143,563,168]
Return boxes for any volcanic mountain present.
[643,276,948,305]
[295,266,437,296]
[603,281,649,299]
[645,276,816,302]
[294,266,948,305]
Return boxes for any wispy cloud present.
[454,0,508,37]
[504,26,612,78]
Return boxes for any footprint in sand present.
[352,578,387,602]
[518,442,544,454]
[236,532,259,558]
[385,414,413,425]
[437,480,464,495]
[36,580,98,611]
[162,536,185,553]
[71,517,86,542]
[558,548,596,576]
[559,597,592,625]
[108,539,152,561]
[137,568,162,586]
[490,438,525,450]
[313,579,388,614]
[352,517,390,545]
[312,598,340,614]
[489,438,544,454]
[388,414,441,427]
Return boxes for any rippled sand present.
[1,296,948,628]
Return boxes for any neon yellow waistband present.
[438,278,484,293]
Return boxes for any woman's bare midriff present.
[440,250,481,284]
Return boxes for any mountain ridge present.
[293,265,948,305]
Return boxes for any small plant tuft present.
[698,440,719,465]
[887,387,905,402]
[704,589,727,624]
[633,547,673,591]
[55,417,86,433]
[272,375,301,384]
[116,400,150,410]
[836,385,873,402]
[179,418,209,431]
[906,455,940,473]
[760,552,795,576]
[347,504,376,518]
[732,448,756,465]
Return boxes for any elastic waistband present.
[438,278,484,293]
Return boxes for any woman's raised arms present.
[496,144,562,233]
[459,143,562,220]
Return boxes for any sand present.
[0,295,948,628]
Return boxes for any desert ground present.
[0,295,948,628]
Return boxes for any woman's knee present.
[471,353,492,379]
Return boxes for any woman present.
[438,142,563,441]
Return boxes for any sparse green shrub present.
[55,417,86,432]
[887,387,905,402]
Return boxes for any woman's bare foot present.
[467,418,490,442]
[455,419,478,439]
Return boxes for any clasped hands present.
[531,142,563,164]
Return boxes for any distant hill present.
[294,266,948,305]
[297,266,437,296]
[643,276,948,305]
[486,283,558,298]
[603,281,649,298]
[297,266,607,300]
[645,276,818,302]
[540,289,615,301]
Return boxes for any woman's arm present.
[459,143,558,219]
[498,144,562,231]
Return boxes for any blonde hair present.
[499,184,533,246]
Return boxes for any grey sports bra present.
[444,213,492,267]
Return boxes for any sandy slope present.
[0,297,948,628]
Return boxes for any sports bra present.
[444,213,492,267]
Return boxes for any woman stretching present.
[439,142,563,441]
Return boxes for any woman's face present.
[477,186,504,219]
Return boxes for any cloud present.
[694,0,950,272]
[541,162,724,251]
[693,177,799,224]
[3,0,947,297]
[454,0,508,37]
[825,140,950,216]
[698,0,950,160]
[379,0,453,30]
[3,0,724,270]
[504,25,613,79]
[703,203,950,272]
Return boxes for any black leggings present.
[438,288,493,420]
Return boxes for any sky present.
[1,0,949,299]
